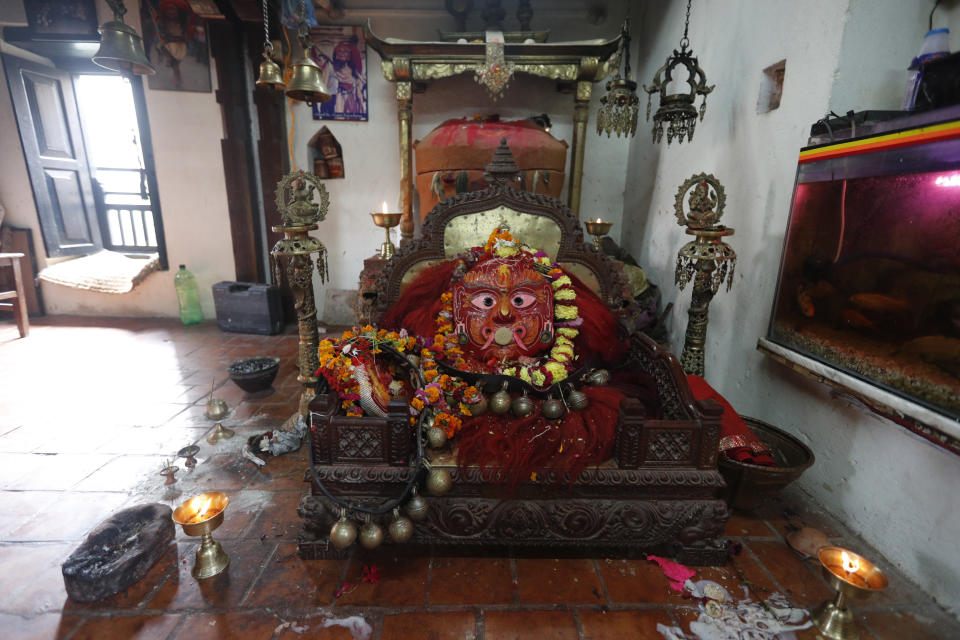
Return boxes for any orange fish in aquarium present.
[768,115,960,420]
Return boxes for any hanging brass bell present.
[586,368,611,386]
[426,467,453,496]
[405,490,429,521]
[542,395,565,421]
[468,394,488,417]
[567,386,590,411]
[359,517,384,550]
[427,426,448,449]
[92,20,156,75]
[490,382,511,415]
[329,511,358,549]
[285,48,332,104]
[389,508,414,543]
[256,52,285,90]
[511,391,535,418]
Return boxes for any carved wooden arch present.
[370,140,630,322]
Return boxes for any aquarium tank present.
[768,115,960,420]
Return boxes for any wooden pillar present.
[396,67,415,244]
[568,79,592,218]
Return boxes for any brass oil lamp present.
[812,547,888,640]
[371,202,402,260]
[172,492,230,579]
[643,0,714,144]
[583,218,613,251]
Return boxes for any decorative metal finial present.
[596,19,639,138]
[643,0,714,145]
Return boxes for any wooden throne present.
[298,142,729,564]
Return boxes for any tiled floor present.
[1,316,958,639]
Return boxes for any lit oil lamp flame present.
[841,550,860,574]
[187,495,215,523]
[595,217,602,223]
[382,201,389,214]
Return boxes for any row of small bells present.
[329,368,611,549]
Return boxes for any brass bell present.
[427,426,448,449]
[511,391,535,418]
[389,508,414,543]
[329,510,358,549]
[285,48,332,104]
[567,386,590,411]
[426,467,453,496]
[359,516,384,550]
[586,368,611,386]
[490,382,511,415]
[542,395,565,421]
[468,394,488,417]
[406,354,420,369]
[93,20,156,75]
[256,52,285,90]
[405,489,429,522]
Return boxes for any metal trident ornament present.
[673,174,735,376]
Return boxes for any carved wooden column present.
[568,78,593,218]
[397,80,414,244]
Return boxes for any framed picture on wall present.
[310,25,368,122]
[140,0,212,92]
[22,0,98,38]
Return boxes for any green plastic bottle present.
[174,264,203,325]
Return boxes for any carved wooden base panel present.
[298,491,729,565]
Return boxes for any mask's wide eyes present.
[470,293,498,309]
[511,293,537,309]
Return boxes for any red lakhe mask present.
[452,256,554,364]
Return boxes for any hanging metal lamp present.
[596,19,639,138]
[643,0,714,144]
[92,0,156,75]
[256,0,285,90]
[284,0,331,104]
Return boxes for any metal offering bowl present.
[172,492,230,579]
[205,398,229,421]
[583,220,613,236]
[812,546,888,640]
[371,212,402,228]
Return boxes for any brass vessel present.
[172,492,231,579]
[371,211,402,260]
[811,546,888,640]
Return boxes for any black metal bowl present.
[228,356,280,393]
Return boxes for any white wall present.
[0,0,235,318]
[623,0,960,618]
[286,1,631,323]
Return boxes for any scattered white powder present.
[321,615,373,640]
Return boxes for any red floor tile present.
[70,614,183,640]
[746,541,834,607]
[7,492,131,542]
[0,543,74,615]
[577,608,673,640]
[145,540,271,610]
[863,608,953,640]
[242,491,305,540]
[724,512,776,537]
[381,611,476,640]
[429,556,515,605]
[335,550,430,607]
[171,612,281,640]
[483,610,579,640]
[515,558,605,605]
[243,542,344,609]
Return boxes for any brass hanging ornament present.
[256,0,284,90]
[427,425,448,449]
[284,0,332,104]
[405,488,429,522]
[426,467,453,496]
[489,381,512,415]
[359,515,384,549]
[329,509,358,549]
[389,508,414,543]
[643,0,715,144]
[92,0,155,75]
[596,19,639,138]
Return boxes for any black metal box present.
[212,281,283,335]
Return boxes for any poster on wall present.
[310,25,368,122]
[22,0,98,38]
[140,0,212,93]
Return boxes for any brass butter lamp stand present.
[172,492,231,579]
[270,171,330,415]
[205,396,234,444]
[583,218,613,251]
[371,209,402,260]
[812,547,888,640]
[673,173,735,376]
